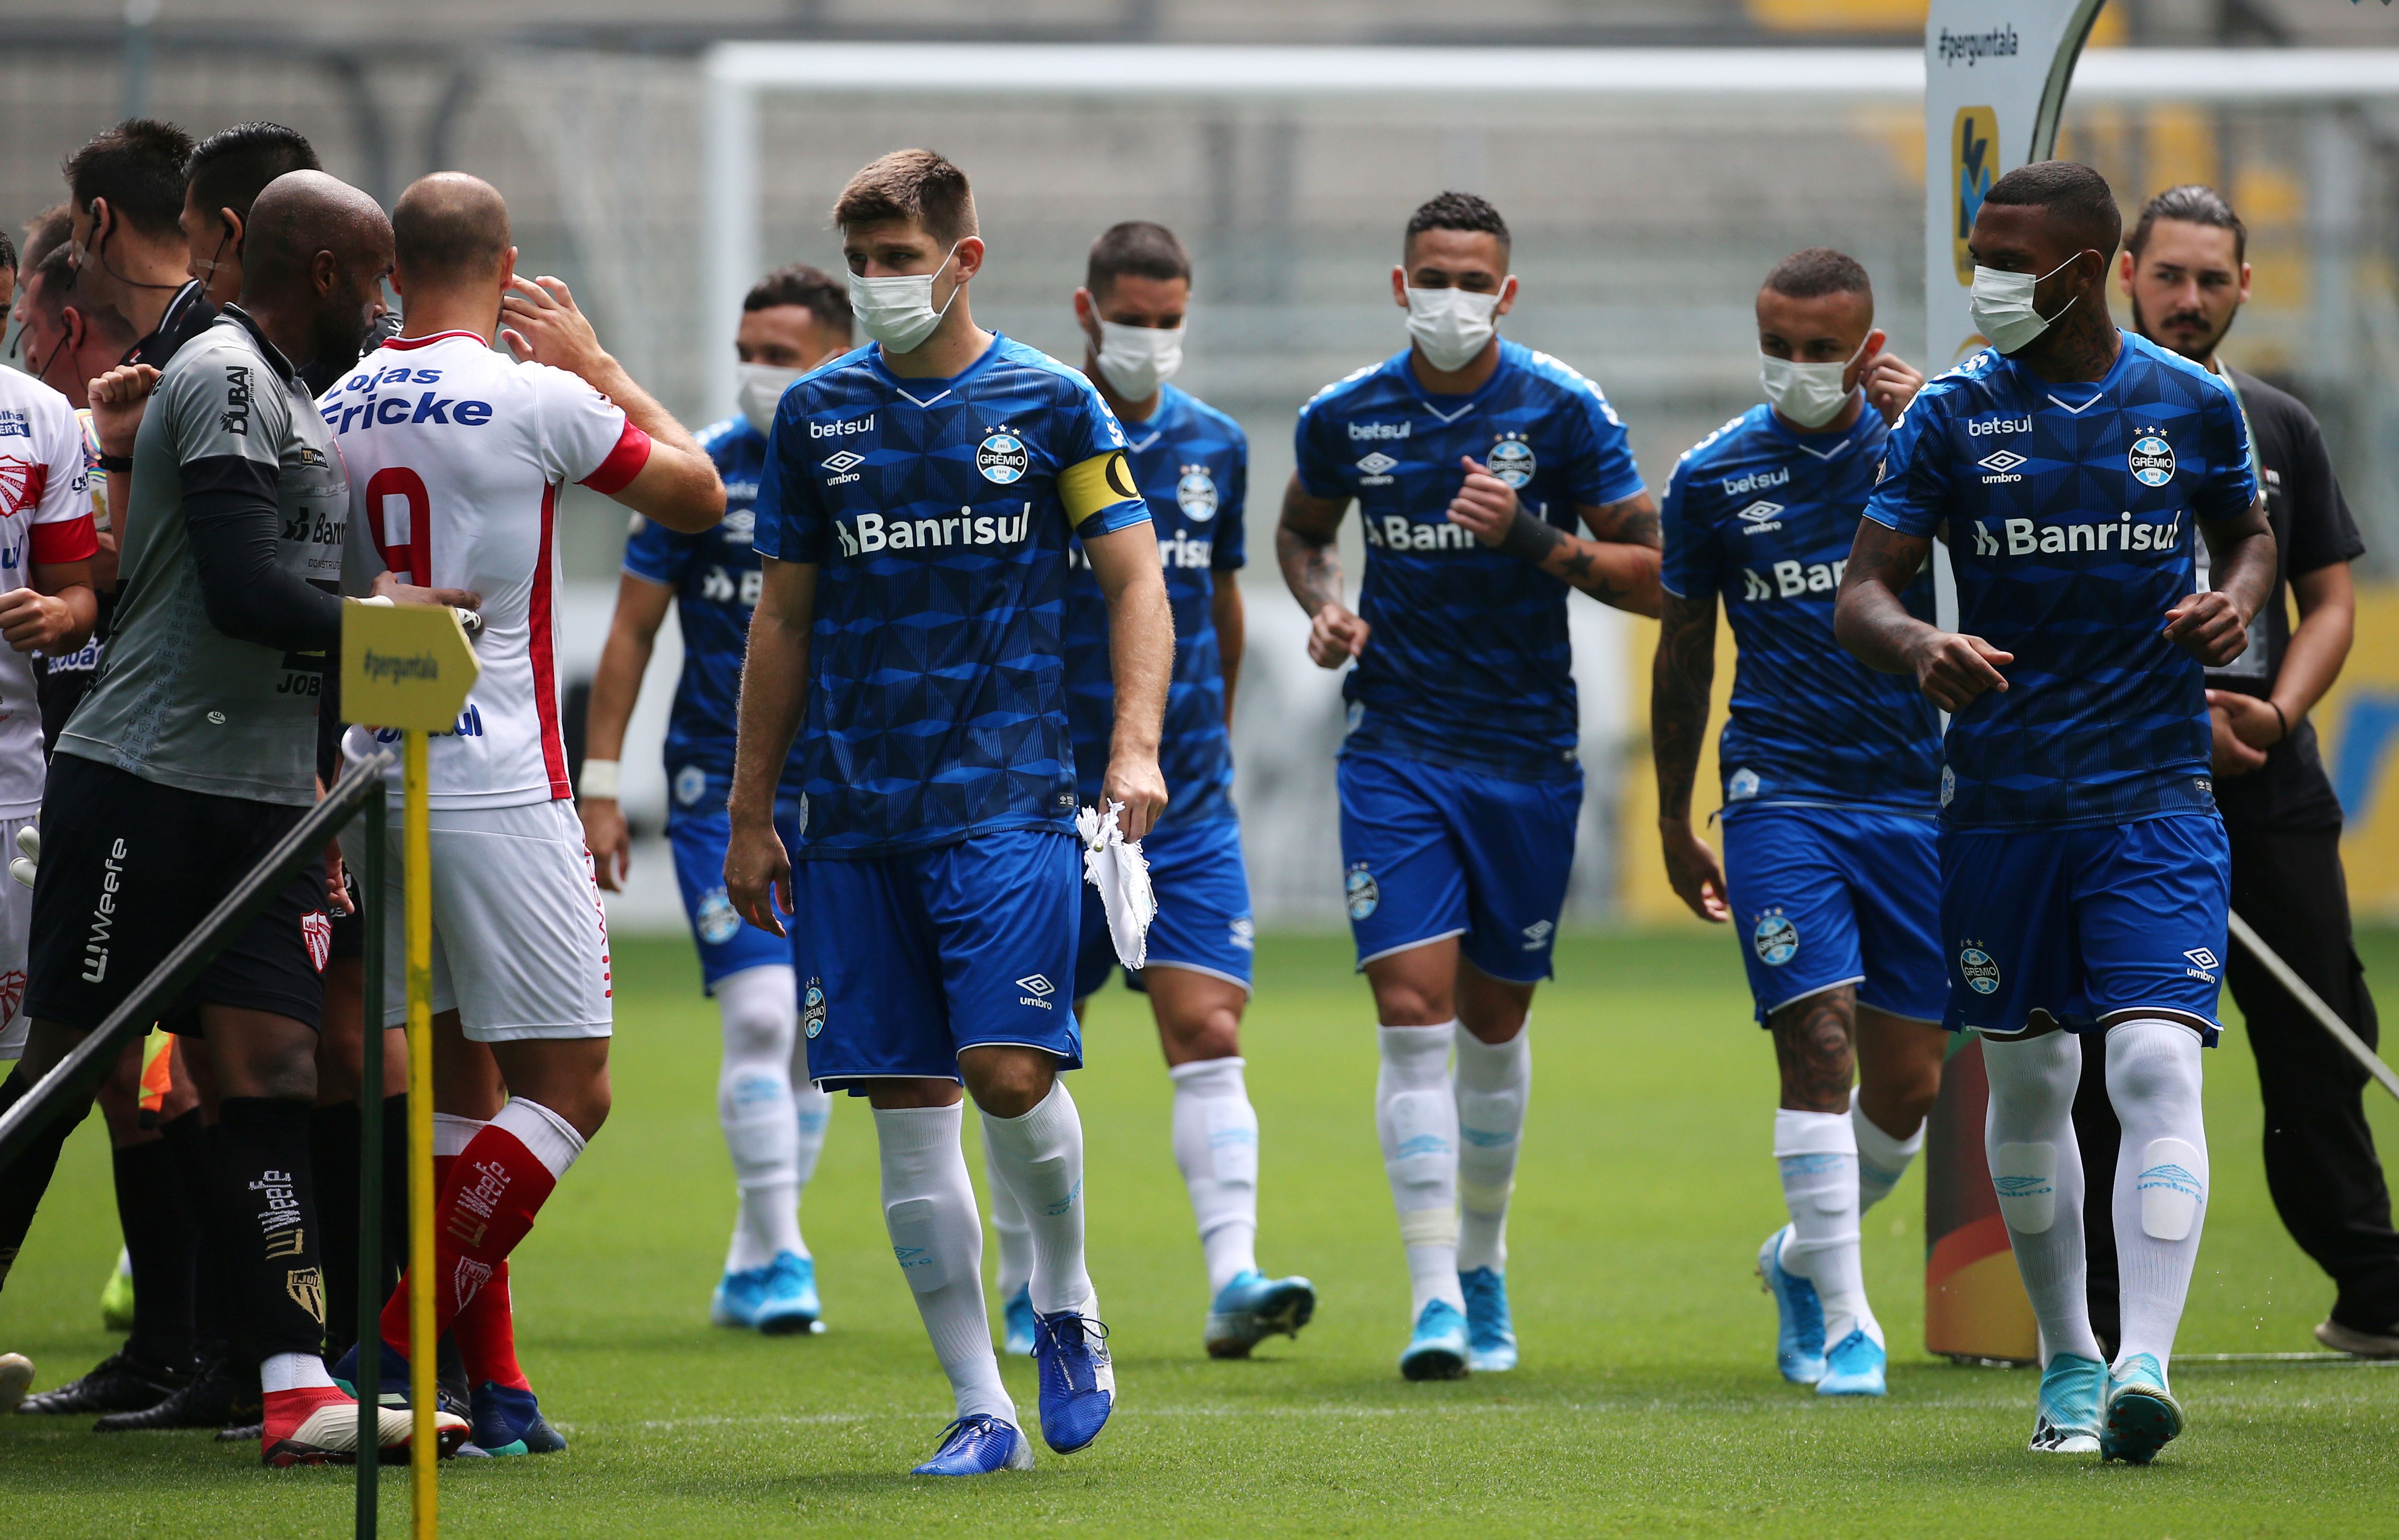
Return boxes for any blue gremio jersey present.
[1063,383,1246,830]
[622,416,804,809]
[753,335,1151,856]
[1865,329,2258,830]
[1295,340,1644,780]
[1661,404,1940,815]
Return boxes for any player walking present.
[580,263,853,1335]
[325,173,725,1457]
[726,149,1169,1476]
[1837,162,2274,1463]
[1277,192,1659,1380]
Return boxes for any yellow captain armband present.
[1059,449,1141,525]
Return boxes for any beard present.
[2130,291,2236,362]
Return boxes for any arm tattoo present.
[1650,589,1717,825]
[1277,476,1351,615]
[1583,491,1661,550]
[1831,518,1934,674]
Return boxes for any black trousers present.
[2077,822,2399,1348]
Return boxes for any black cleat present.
[19,1349,191,1416]
[92,1357,260,1432]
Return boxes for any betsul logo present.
[1953,106,1995,286]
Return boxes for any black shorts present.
[27,756,330,1033]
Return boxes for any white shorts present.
[0,813,32,1058]
[341,799,613,1043]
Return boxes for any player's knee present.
[1161,1005,1240,1065]
[1373,980,1448,1027]
[961,1047,1055,1119]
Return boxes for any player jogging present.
[324,174,726,1458]
[726,149,1170,1476]
[1836,161,2274,1464]
[1277,192,1659,1380]
[580,262,853,1335]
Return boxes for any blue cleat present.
[469,1381,567,1456]
[911,1413,1035,1476]
[2029,1352,2106,1454]
[1459,1267,1516,1372]
[1204,1269,1318,1359]
[710,1264,769,1330]
[1757,1226,1826,1384]
[2100,1353,2183,1465]
[1815,1329,1887,1396]
[330,1337,413,1408]
[1032,1308,1115,1454]
[1399,1298,1470,1382]
[753,1252,823,1336]
[1001,1285,1037,1357]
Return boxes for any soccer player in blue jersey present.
[1277,192,1661,1381]
[983,220,1314,1362]
[725,150,1172,1477]
[581,263,853,1337]
[1837,161,2276,1464]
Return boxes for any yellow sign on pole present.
[343,600,478,1536]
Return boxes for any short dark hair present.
[63,118,195,240]
[2128,183,2246,266]
[1085,221,1190,297]
[187,122,322,228]
[833,150,977,247]
[745,263,852,339]
[0,230,15,274]
[1764,246,1872,301]
[27,244,134,347]
[21,204,73,271]
[1404,191,1509,254]
[1981,159,2122,256]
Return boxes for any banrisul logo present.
[976,432,1029,484]
[2128,431,2176,488]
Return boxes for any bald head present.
[393,173,512,289]
[242,170,391,299]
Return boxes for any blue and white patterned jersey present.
[1062,383,1246,830]
[1295,340,1645,780]
[622,416,804,810]
[1864,329,2258,830]
[1661,404,1940,815]
[753,335,1151,856]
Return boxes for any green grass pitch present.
[5,930,2397,1537]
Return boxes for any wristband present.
[2270,700,2290,744]
[578,759,621,800]
[97,454,132,473]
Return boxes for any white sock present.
[262,1351,336,1394]
[1377,1022,1462,1320]
[2107,1020,2209,1373]
[874,1104,1014,1426]
[981,1119,1036,1304]
[716,965,806,1272]
[432,1111,484,1160]
[1982,1033,2103,1365]
[1454,1024,1529,1275]
[1169,1056,1260,1294]
[980,1082,1095,1317]
[491,1096,585,1180]
[1850,1083,1925,1216]
[1776,1108,1877,1349]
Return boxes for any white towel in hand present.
[1076,800,1155,969]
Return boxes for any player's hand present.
[2207,688,2285,752]
[1658,819,1729,923]
[370,569,483,613]
[87,363,159,458]
[2206,700,2268,778]
[1906,630,2011,712]
[580,797,631,891]
[0,587,75,653]
[499,276,609,381]
[1307,601,1370,669]
[1445,456,1519,547]
[2165,590,2248,667]
[1861,349,1924,425]
[1102,754,1168,843]
[323,843,352,916]
[724,816,793,939]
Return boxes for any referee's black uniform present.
[2079,366,2396,1348]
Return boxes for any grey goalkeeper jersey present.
[60,310,347,805]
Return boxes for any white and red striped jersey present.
[0,370,98,815]
[323,331,649,809]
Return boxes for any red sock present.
[453,1261,529,1391]
[381,1124,558,1357]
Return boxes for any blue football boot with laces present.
[1204,1269,1318,1359]
[1001,1285,1037,1357]
[710,1264,769,1330]
[2028,1352,2105,1454]
[1757,1226,1826,1384]
[470,1380,567,1456]
[1033,1308,1115,1453]
[1399,1298,1470,1381]
[2100,1353,2183,1465]
[753,1251,823,1336]
[1459,1267,1516,1371]
[1815,1328,1887,1396]
[911,1413,1035,1476]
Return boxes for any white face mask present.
[1758,335,1867,430]
[847,241,964,354]
[736,361,808,435]
[1404,283,1503,373]
[1969,254,2081,355]
[1093,319,1183,402]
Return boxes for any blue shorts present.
[1720,804,1945,1026]
[1073,815,1255,1000]
[793,829,1083,1092]
[668,803,804,993]
[1336,750,1581,985]
[1940,812,2230,1046]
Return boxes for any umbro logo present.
[822,450,864,473]
[1356,452,1398,476]
[2184,946,2219,970]
[1521,918,1554,951]
[1016,974,1057,1010]
[1735,500,1783,524]
[1978,449,2027,473]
